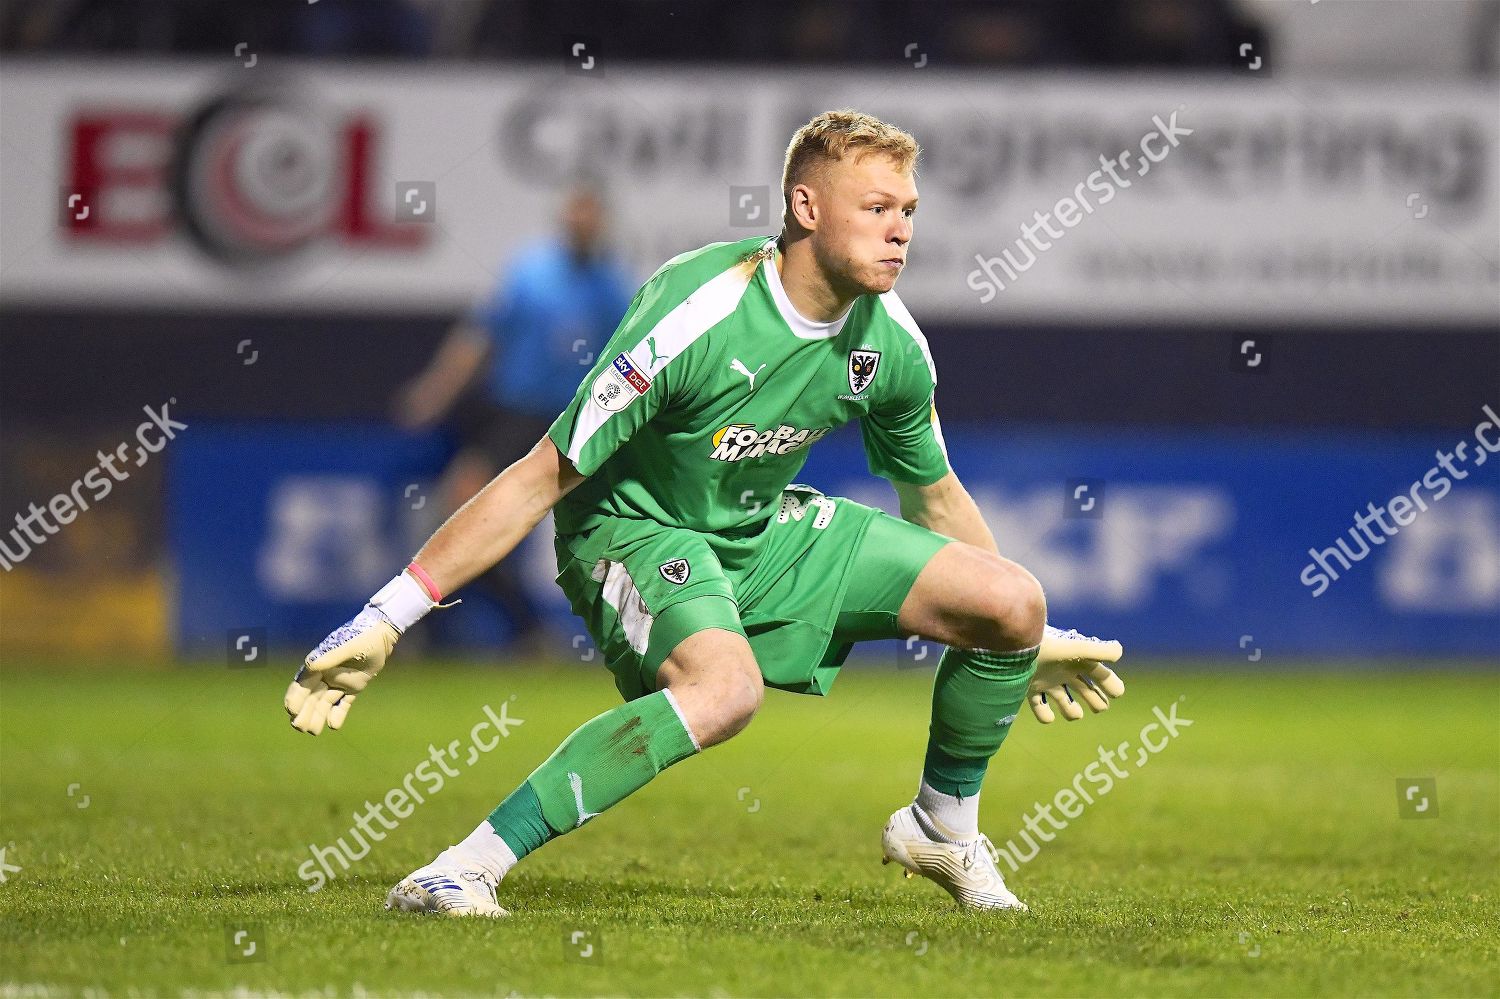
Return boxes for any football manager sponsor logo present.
[709,423,829,462]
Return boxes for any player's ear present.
[787,183,817,232]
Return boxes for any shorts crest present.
[659,558,691,585]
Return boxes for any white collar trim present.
[762,243,852,340]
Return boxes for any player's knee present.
[715,664,764,740]
[680,667,761,748]
[660,636,764,748]
[982,562,1046,651]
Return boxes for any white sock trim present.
[915,780,981,843]
[974,643,1040,658]
[661,688,702,752]
[441,820,518,882]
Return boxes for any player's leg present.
[877,539,1044,909]
[387,591,758,916]
[448,619,757,866]
[897,540,1046,655]
[817,509,1042,909]
[833,516,1045,826]
[653,626,764,745]
[896,540,1045,838]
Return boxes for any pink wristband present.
[405,561,442,603]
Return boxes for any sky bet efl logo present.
[590,353,652,412]
[709,424,829,462]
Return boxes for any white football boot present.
[385,863,507,918]
[881,804,1028,911]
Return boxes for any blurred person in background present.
[395,183,635,651]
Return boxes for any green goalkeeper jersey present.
[548,236,950,541]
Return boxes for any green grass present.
[1,661,1496,997]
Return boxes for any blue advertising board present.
[168,424,450,658]
[169,420,1499,660]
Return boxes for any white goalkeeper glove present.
[1027,625,1126,724]
[284,569,440,735]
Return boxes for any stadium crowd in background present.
[5,0,1269,66]
[6,1,1497,76]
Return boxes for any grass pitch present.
[1,660,1496,997]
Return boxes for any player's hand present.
[285,607,399,735]
[1027,625,1125,724]
[284,569,440,735]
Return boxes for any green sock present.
[486,689,699,860]
[922,646,1038,797]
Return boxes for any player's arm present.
[284,438,584,735]
[892,470,997,554]
[416,435,584,594]
[288,263,699,735]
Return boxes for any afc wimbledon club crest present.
[848,350,881,396]
[659,559,691,585]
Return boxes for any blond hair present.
[781,110,920,227]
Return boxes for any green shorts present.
[553,485,952,701]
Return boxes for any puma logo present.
[646,336,670,369]
[730,358,767,390]
[568,771,600,828]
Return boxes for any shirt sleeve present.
[859,336,951,486]
[547,285,695,477]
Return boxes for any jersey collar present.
[763,242,852,341]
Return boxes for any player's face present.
[562,191,605,253]
[814,153,917,296]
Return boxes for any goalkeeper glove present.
[1027,625,1126,724]
[284,567,441,735]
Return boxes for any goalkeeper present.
[285,110,1127,917]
